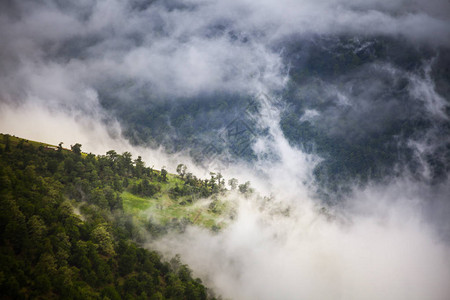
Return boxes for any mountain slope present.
[0,133,221,300]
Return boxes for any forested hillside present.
[0,134,222,300]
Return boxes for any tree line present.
[0,134,219,300]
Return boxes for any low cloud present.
[1,0,449,111]
[154,173,450,300]
[1,1,449,299]
[151,97,450,300]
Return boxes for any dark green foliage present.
[0,134,214,300]
[131,179,160,197]
[71,143,82,155]
[160,168,168,182]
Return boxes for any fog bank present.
[1,0,449,299]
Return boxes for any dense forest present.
[0,133,224,300]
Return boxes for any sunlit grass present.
[121,175,230,229]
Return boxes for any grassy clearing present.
[122,175,230,230]
[2,133,57,149]
[1,133,230,230]
[122,191,153,212]
[1,133,88,156]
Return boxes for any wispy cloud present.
[1,1,449,299]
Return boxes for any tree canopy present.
[0,134,218,300]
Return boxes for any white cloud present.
[1,1,449,299]
[154,178,450,300]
